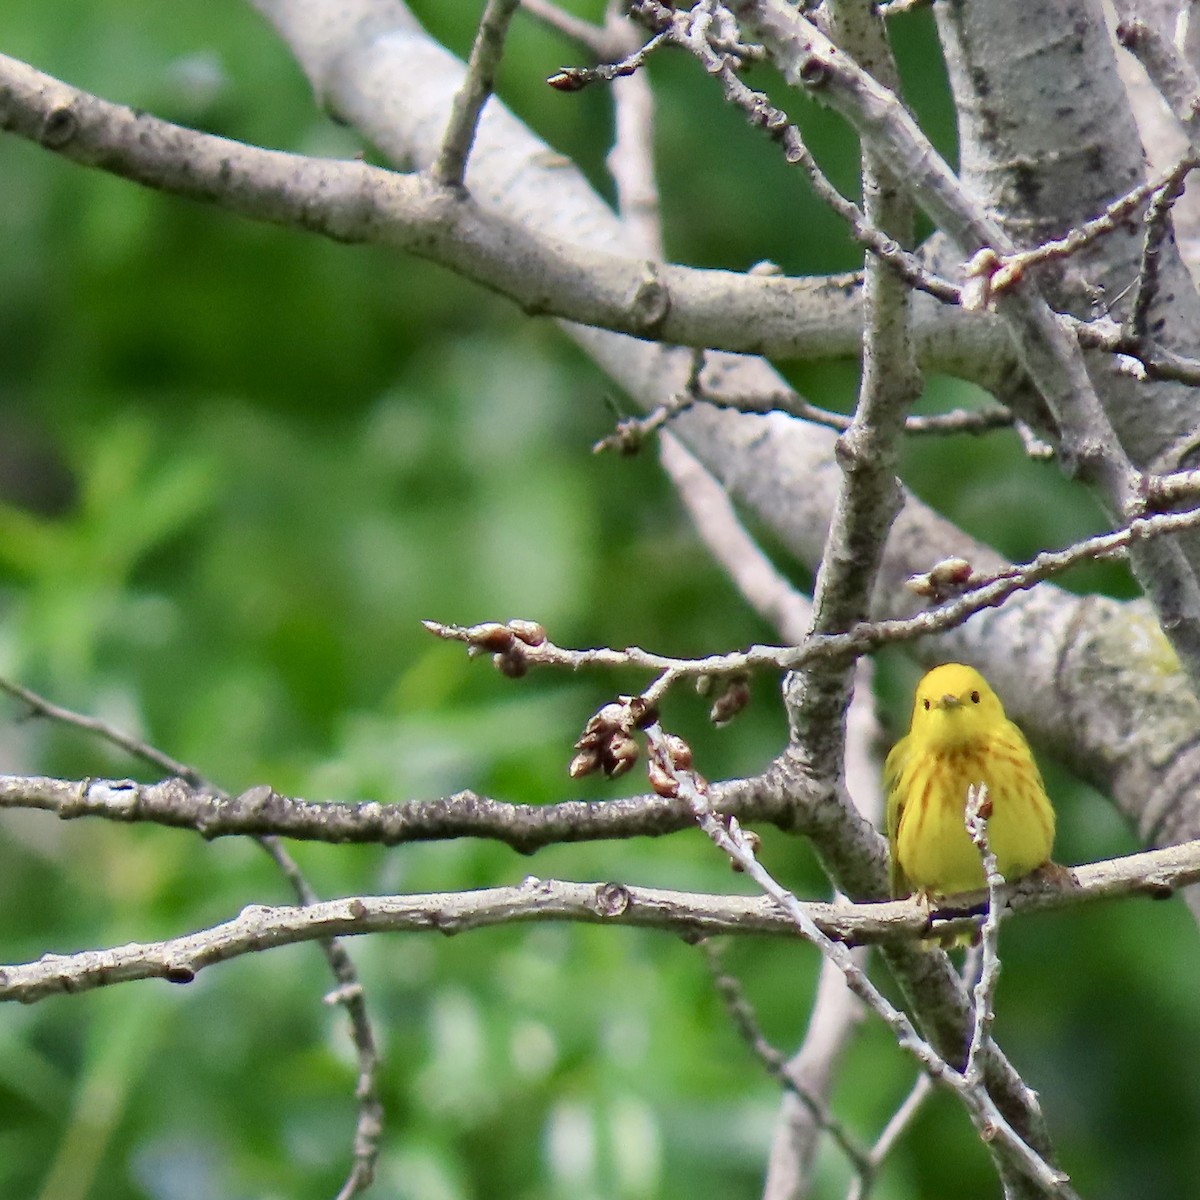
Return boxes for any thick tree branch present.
[433,0,521,188]
[0,678,384,1198]
[2,842,1197,1004]
[0,772,796,850]
[0,51,994,374]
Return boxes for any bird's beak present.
[938,693,962,710]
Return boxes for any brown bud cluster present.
[570,696,657,780]
[437,619,549,678]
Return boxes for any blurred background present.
[0,2,1195,1198]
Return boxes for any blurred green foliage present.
[0,2,1190,1199]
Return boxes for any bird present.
[884,662,1055,901]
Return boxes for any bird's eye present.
[970,690,980,704]
[922,698,930,711]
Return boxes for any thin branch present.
[259,834,384,1200]
[628,2,960,305]
[1114,10,1200,141]
[702,941,872,1176]
[764,945,870,1200]
[422,501,1200,689]
[1142,466,1200,507]
[0,678,383,1199]
[0,676,198,783]
[605,377,1019,447]
[605,10,664,258]
[963,786,1002,1087]
[547,28,672,92]
[844,1072,934,1200]
[2,840,1199,1003]
[0,52,941,367]
[595,349,704,452]
[433,0,522,189]
[1129,158,1196,339]
[1070,315,1200,385]
[659,434,812,643]
[987,156,1199,293]
[521,0,612,56]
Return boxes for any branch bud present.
[569,748,601,778]
[603,733,640,778]
[467,622,516,651]
[508,619,547,646]
[647,758,679,798]
[663,733,692,769]
[730,828,762,872]
[547,67,590,92]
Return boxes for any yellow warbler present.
[884,663,1054,899]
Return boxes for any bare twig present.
[983,156,1199,299]
[703,942,872,1176]
[433,0,522,188]
[423,501,1200,690]
[521,0,611,56]
[547,28,671,92]
[963,786,1002,1087]
[0,678,383,1199]
[659,434,812,643]
[1070,315,1200,385]
[1014,419,1057,461]
[628,1,960,305]
[764,944,870,1200]
[0,676,198,781]
[594,349,704,452]
[259,834,384,1200]
[1114,10,1200,140]
[613,379,1018,446]
[605,8,665,258]
[844,1072,934,1200]
[1129,158,1197,339]
[1142,466,1200,507]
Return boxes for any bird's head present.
[908,663,1007,748]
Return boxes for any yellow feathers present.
[885,663,1054,899]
